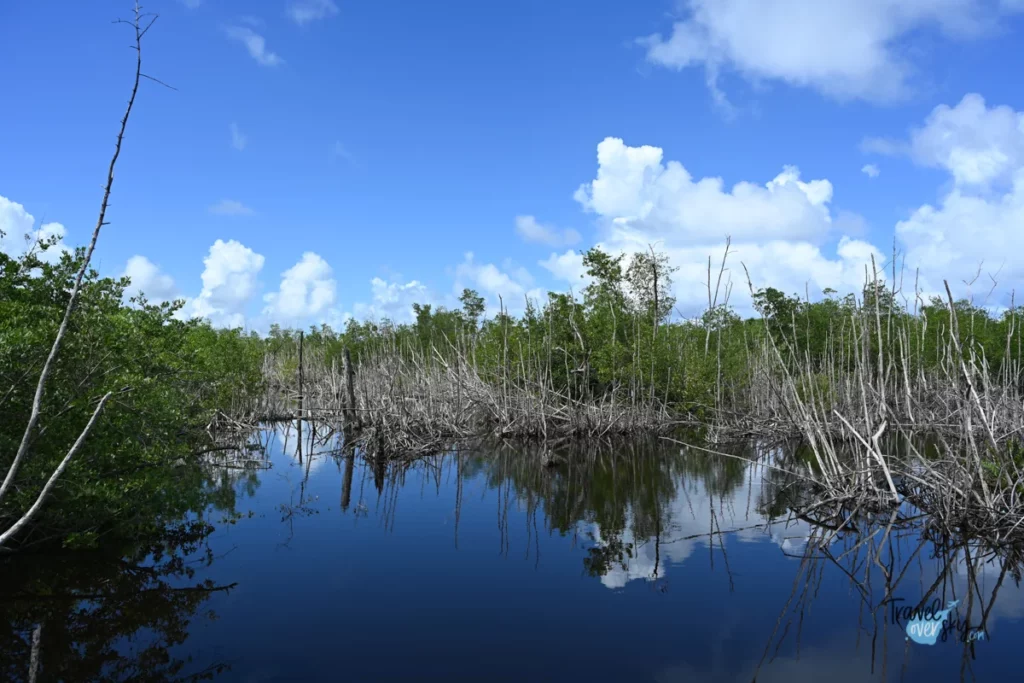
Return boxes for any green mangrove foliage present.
[265,246,1024,420]
[0,242,265,549]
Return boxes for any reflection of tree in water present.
[458,436,1024,681]
[202,466,262,515]
[357,435,845,585]
[750,496,1024,683]
[199,428,274,511]
[466,435,752,581]
[583,533,636,579]
[0,462,246,682]
[460,437,1024,682]
[0,520,234,682]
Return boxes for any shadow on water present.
[0,460,255,683]
[0,520,235,682]
[2,421,1023,682]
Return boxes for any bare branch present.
[0,392,114,548]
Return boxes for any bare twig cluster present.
[261,335,680,459]
[739,255,1024,543]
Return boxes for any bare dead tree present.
[705,236,732,357]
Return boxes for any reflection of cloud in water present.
[582,454,1024,642]
[267,420,343,476]
[587,459,816,589]
[585,457,1024,650]
[918,542,1024,628]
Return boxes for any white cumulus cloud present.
[539,249,591,290]
[188,239,265,328]
[574,138,834,245]
[907,93,1024,187]
[858,95,1024,302]
[862,164,880,178]
[897,172,1024,300]
[866,94,1024,188]
[0,195,70,264]
[541,137,882,314]
[351,277,433,323]
[263,252,337,323]
[454,253,539,315]
[122,255,178,304]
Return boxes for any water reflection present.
[0,520,234,682]
[2,425,1023,682]
[469,439,793,589]
[339,434,1024,681]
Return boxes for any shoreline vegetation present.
[2,3,1023,562]
[257,244,1024,548]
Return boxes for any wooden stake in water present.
[298,330,304,420]
[344,346,358,427]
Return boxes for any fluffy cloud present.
[122,255,178,304]
[515,215,581,247]
[229,122,247,151]
[454,252,539,314]
[641,0,1017,106]
[539,249,591,290]
[263,252,337,322]
[904,93,1024,187]
[859,95,1024,301]
[351,277,433,323]
[897,172,1024,298]
[226,26,283,67]
[861,164,880,178]
[209,199,255,216]
[287,0,339,25]
[0,195,70,264]
[575,138,834,245]
[338,258,539,325]
[556,96,1024,310]
[539,138,882,314]
[188,239,265,328]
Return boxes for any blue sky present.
[3,0,1024,329]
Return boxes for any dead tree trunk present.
[297,331,304,420]
[343,346,359,427]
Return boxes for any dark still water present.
[4,424,1023,682]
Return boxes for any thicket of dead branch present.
[260,336,680,458]
[735,258,1024,544]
